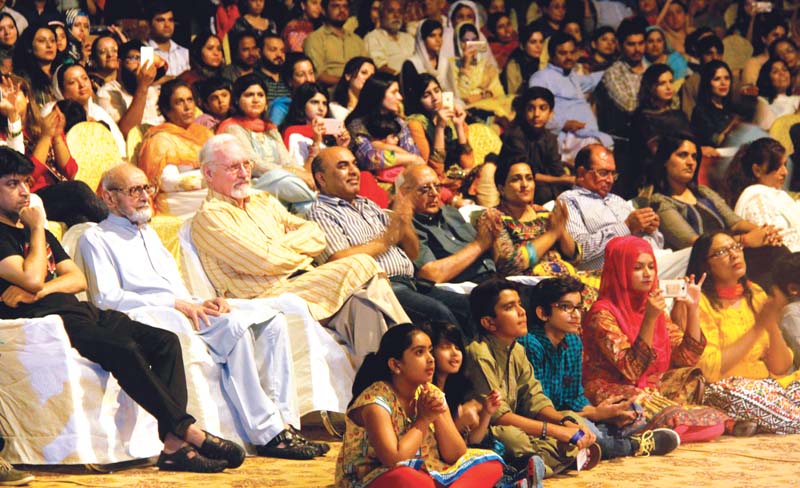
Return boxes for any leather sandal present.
[256,429,318,460]
[197,430,246,468]
[288,426,330,456]
[156,445,228,473]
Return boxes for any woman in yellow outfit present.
[686,231,800,434]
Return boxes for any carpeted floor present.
[18,434,800,487]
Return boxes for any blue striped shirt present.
[558,186,664,270]
[307,194,415,278]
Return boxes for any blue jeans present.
[585,419,633,459]
[390,278,473,337]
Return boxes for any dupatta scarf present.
[586,235,671,388]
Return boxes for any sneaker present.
[156,446,228,473]
[631,428,681,457]
[526,455,545,488]
[0,456,34,486]
[255,429,318,460]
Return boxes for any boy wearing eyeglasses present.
[519,276,680,460]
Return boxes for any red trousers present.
[369,460,503,488]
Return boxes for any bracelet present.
[539,421,548,440]
[559,415,579,426]
[569,429,585,445]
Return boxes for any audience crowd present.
[2,0,800,486]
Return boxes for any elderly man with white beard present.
[78,163,351,460]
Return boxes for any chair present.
[770,113,800,156]
[178,219,218,301]
[467,122,502,166]
[126,123,152,165]
[67,122,124,192]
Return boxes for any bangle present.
[559,415,579,426]
[539,422,548,440]
[569,429,585,445]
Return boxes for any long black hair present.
[402,72,440,118]
[647,133,701,195]
[349,324,428,406]
[345,71,400,133]
[686,230,755,312]
[189,31,224,79]
[280,81,329,130]
[637,63,673,111]
[13,24,59,104]
[697,60,733,108]
[420,321,470,418]
[332,56,374,107]
[756,57,792,104]
[720,137,785,207]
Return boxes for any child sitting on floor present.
[518,276,680,459]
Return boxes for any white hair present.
[100,162,141,192]
[198,134,255,170]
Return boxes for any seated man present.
[307,147,473,337]
[0,147,243,473]
[557,144,664,271]
[529,32,613,163]
[405,164,496,284]
[363,0,415,75]
[518,276,680,460]
[463,278,596,476]
[79,163,340,460]
[191,135,408,365]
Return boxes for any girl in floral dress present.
[335,324,503,488]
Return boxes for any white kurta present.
[78,213,355,443]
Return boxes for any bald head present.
[312,146,361,201]
[100,163,154,225]
[402,165,443,215]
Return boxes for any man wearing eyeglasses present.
[308,147,474,338]
[0,148,244,472]
[403,165,496,287]
[557,144,665,271]
[191,135,410,367]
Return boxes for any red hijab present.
[586,235,671,388]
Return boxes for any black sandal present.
[288,426,330,456]
[197,430,246,468]
[157,445,228,473]
[255,429,318,460]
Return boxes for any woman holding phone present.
[280,82,351,171]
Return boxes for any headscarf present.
[441,0,497,68]
[585,235,671,388]
[409,19,451,91]
[645,25,689,80]
[64,8,89,30]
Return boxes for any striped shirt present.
[558,186,664,271]
[307,194,415,278]
[191,189,324,299]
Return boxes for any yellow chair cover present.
[467,122,502,166]
[769,113,800,156]
[126,123,152,165]
[67,121,124,192]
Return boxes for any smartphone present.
[754,1,773,12]
[321,118,343,135]
[465,40,488,53]
[441,91,454,110]
[659,279,688,298]
[140,46,155,67]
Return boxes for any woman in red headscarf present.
[582,235,729,443]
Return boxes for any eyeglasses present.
[216,160,254,175]
[589,169,619,181]
[708,242,744,259]
[108,184,157,198]
[416,183,443,195]
[552,302,585,315]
